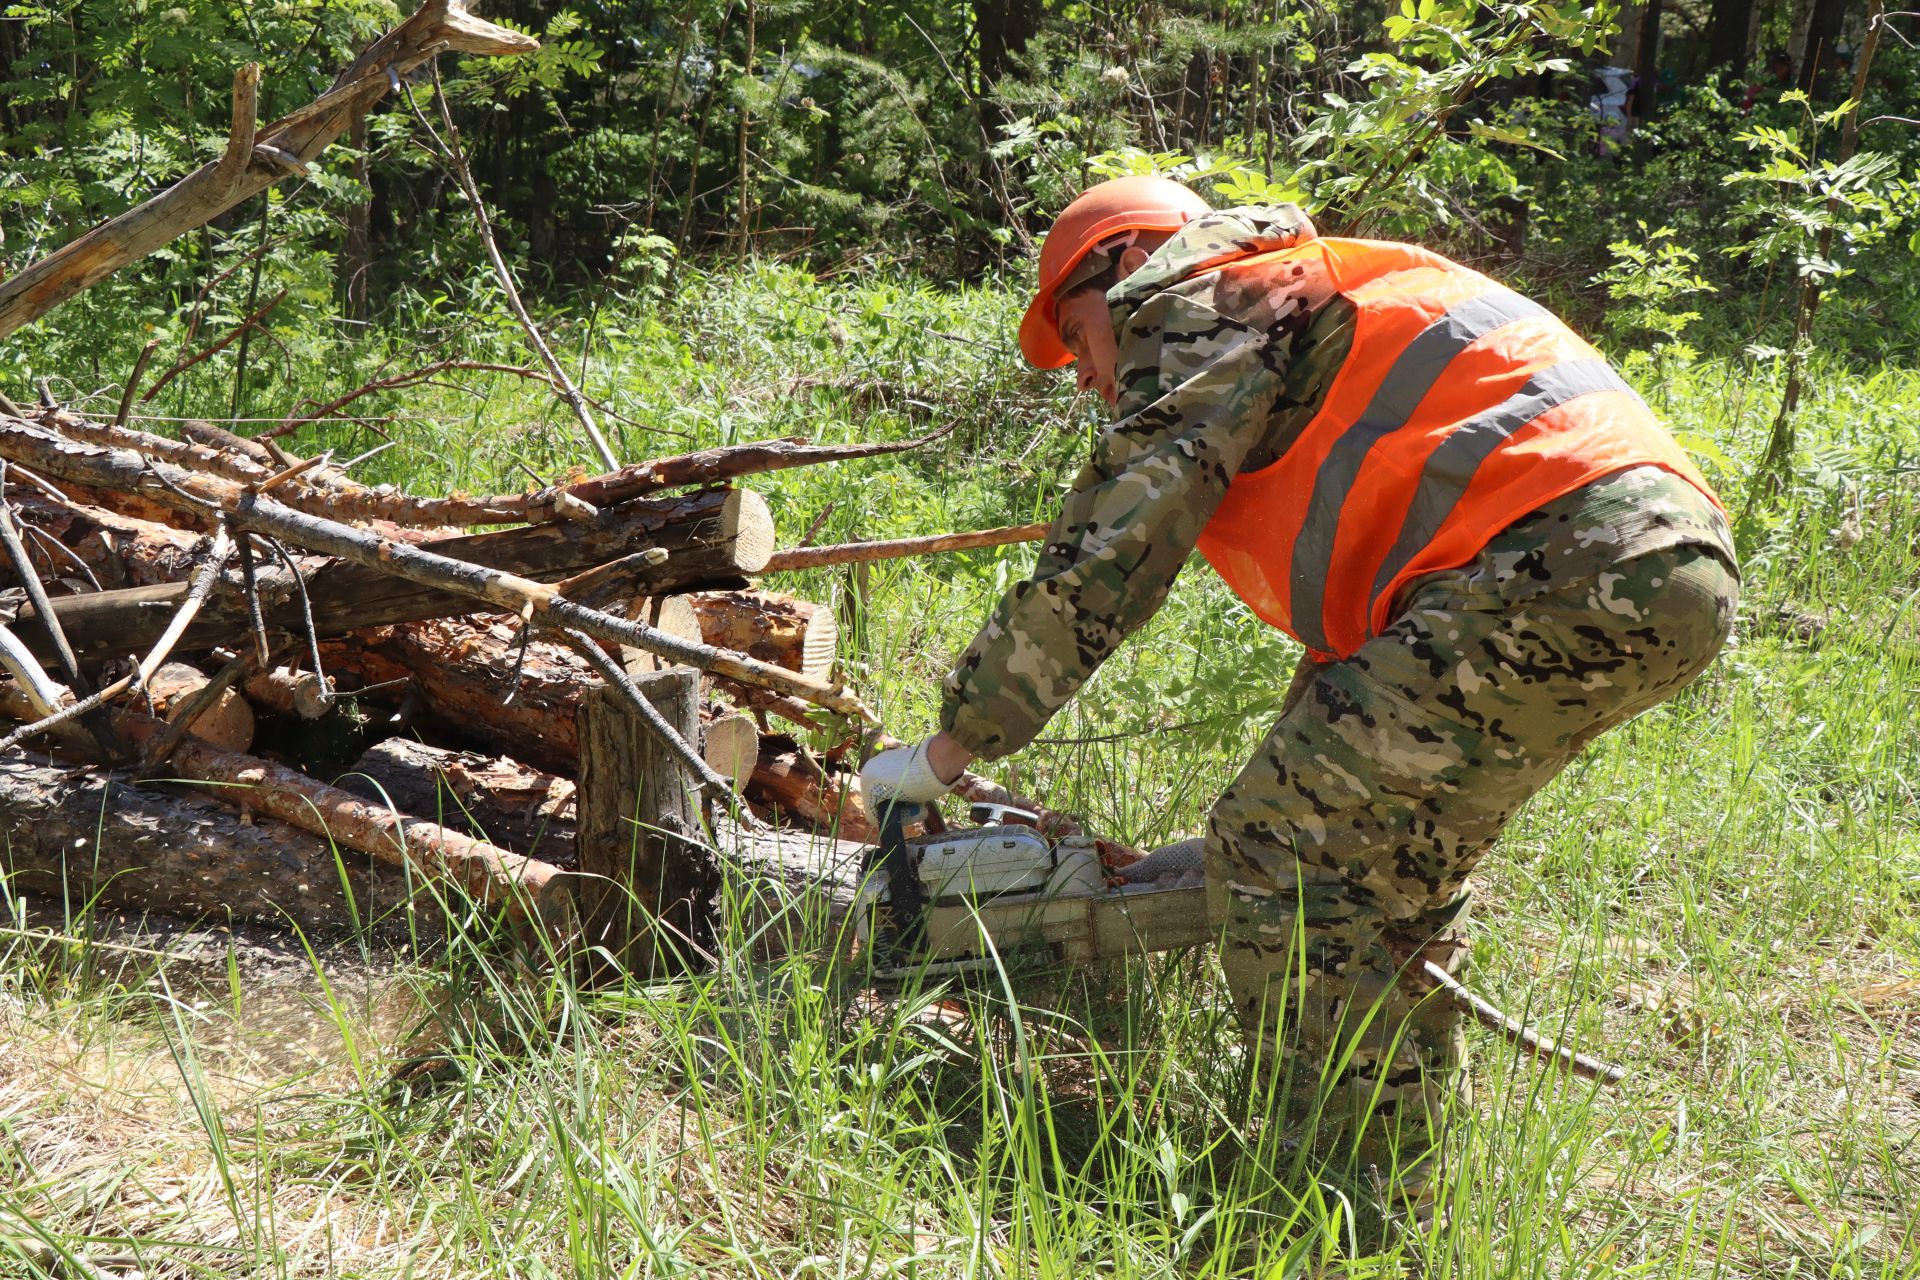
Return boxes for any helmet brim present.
[1018,290,1074,369]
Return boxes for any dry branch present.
[20,484,771,663]
[0,3,538,341]
[0,418,874,718]
[763,522,1049,572]
[28,407,923,529]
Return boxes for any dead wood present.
[0,752,409,933]
[576,669,720,968]
[763,522,1049,572]
[20,407,937,529]
[689,589,837,681]
[746,736,876,844]
[620,595,702,676]
[307,620,595,772]
[0,3,537,341]
[702,713,760,793]
[20,484,770,664]
[341,739,575,863]
[0,416,872,717]
[0,488,200,590]
[145,660,255,754]
[0,682,577,927]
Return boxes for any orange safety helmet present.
[1018,175,1213,369]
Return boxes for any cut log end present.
[690,589,838,682]
[148,661,256,753]
[702,713,760,794]
[722,488,775,574]
[621,595,702,677]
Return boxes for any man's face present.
[1057,286,1122,406]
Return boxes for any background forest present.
[2,2,1918,1278]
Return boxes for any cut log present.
[746,737,876,844]
[314,618,595,772]
[620,594,702,677]
[340,738,575,863]
[0,753,412,933]
[23,485,770,663]
[577,669,718,969]
[0,683,577,929]
[702,713,760,794]
[690,589,837,681]
[146,660,255,754]
[0,490,201,591]
[25,409,938,529]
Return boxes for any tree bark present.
[312,618,595,772]
[0,415,870,719]
[1705,0,1756,74]
[745,737,875,844]
[1633,0,1665,120]
[1,489,203,591]
[0,682,577,929]
[0,753,409,934]
[576,669,717,970]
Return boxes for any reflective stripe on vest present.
[1195,238,1720,659]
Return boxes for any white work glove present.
[860,738,953,821]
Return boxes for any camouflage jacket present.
[939,207,1735,759]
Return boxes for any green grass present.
[2,265,1917,1277]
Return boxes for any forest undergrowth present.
[1,266,1917,1278]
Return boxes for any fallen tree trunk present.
[0,683,577,927]
[341,738,576,863]
[1,490,202,590]
[312,619,595,772]
[690,590,837,681]
[0,416,870,718]
[20,484,770,664]
[0,753,411,933]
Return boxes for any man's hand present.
[861,733,972,820]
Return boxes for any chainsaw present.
[852,799,1210,976]
[850,799,1626,1084]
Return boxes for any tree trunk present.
[0,683,578,928]
[341,738,576,863]
[1706,0,1756,74]
[1793,0,1850,91]
[1633,0,1665,120]
[1,490,201,591]
[689,589,837,680]
[0,753,407,933]
[576,669,717,971]
[745,736,875,844]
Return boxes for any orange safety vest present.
[1194,237,1722,661]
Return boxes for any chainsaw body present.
[855,804,1210,974]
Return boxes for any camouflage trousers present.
[1204,538,1738,1208]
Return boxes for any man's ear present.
[1118,244,1153,276]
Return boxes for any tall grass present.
[2,267,1916,1277]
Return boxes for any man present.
[862,176,1738,1222]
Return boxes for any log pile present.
[0,0,1057,962]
